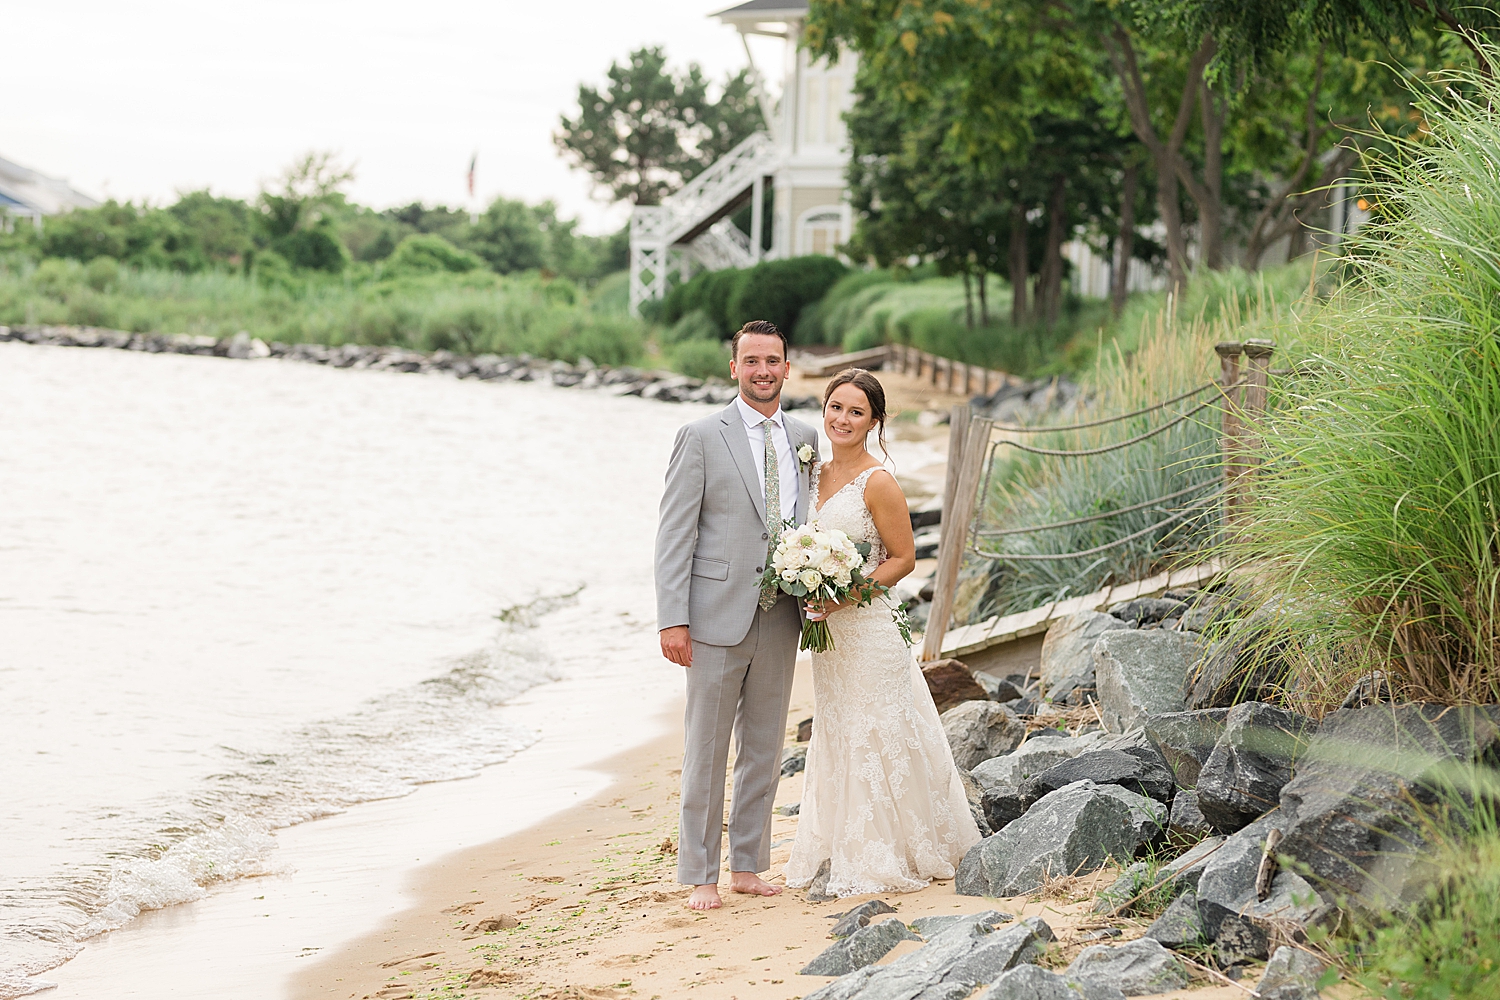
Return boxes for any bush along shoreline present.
[0,323,824,408]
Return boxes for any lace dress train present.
[783,466,981,898]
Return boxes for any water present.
[0,343,705,996]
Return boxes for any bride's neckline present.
[814,462,881,514]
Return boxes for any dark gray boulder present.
[1195,818,1324,941]
[1258,946,1328,1000]
[1145,889,1204,948]
[943,700,1027,770]
[959,768,994,837]
[800,918,921,976]
[1145,709,1230,786]
[1196,702,1318,834]
[974,964,1128,1000]
[1167,789,1214,840]
[1108,597,1187,626]
[1039,611,1130,692]
[830,899,898,939]
[806,858,836,902]
[1214,914,1270,965]
[783,744,809,776]
[1094,631,1200,733]
[909,910,1012,938]
[975,672,1026,703]
[958,781,1159,897]
[945,917,1054,986]
[1150,834,1225,898]
[973,734,1108,832]
[1064,937,1189,996]
[1276,703,1500,908]
[1025,749,1175,805]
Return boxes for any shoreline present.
[297,663,1245,1000]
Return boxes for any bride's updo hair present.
[822,367,890,461]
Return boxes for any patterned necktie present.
[758,418,782,611]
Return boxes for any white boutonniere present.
[797,443,816,471]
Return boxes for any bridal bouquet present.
[763,523,886,652]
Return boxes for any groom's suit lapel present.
[718,405,768,528]
[793,421,813,524]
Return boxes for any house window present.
[797,208,846,256]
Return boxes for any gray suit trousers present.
[677,594,800,884]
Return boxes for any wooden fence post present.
[1215,341,1245,526]
[1241,339,1275,492]
[922,412,992,661]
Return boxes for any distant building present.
[0,154,98,231]
[629,0,853,314]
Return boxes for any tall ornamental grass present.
[957,266,1312,623]
[1229,61,1500,707]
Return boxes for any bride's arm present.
[863,470,916,588]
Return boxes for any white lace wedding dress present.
[783,465,982,897]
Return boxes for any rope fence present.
[919,338,1277,661]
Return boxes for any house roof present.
[0,154,97,216]
[714,0,808,26]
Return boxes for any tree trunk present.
[1111,163,1138,316]
[1008,201,1029,326]
[1198,81,1225,270]
[978,269,990,325]
[1158,165,1187,293]
[962,269,975,328]
[1038,174,1068,328]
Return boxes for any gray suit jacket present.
[655,402,820,648]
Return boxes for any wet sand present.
[296,664,1249,1000]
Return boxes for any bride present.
[783,369,981,898]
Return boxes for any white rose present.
[780,569,799,583]
[797,443,815,464]
[798,569,823,590]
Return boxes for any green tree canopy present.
[555,46,763,205]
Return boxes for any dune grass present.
[1221,59,1500,709]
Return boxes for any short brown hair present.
[730,320,788,361]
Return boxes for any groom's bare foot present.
[729,871,783,897]
[687,884,722,910]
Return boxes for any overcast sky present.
[8,1,788,234]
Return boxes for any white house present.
[0,155,97,231]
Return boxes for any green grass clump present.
[1226,58,1500,707]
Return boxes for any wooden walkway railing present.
[888,343,1025,398]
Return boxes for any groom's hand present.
[660,626,693,667]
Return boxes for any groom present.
[655,319,819,911]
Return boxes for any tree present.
[465,197,546,273]
[555,46,763,205]
[168,190,254,267]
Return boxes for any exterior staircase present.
[629,131,780,315]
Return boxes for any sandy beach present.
[295,663,1249,1000]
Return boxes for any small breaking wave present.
[0,587,581,998]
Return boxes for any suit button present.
[756,566,763,573]
[762,532,769,540]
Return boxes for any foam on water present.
[0,593,568,998]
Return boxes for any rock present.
[777,802,801,816]
[1092,784,1169,845]
[470,914,518,932]
[225,330,254,359]
[806,858,836,902]
[1092,862,1150,915]
[1196,702,1318,834]
[942,700,1026,771]
[1186,600,1293,709]
[1214,914,1270,965]
[1065,937,1188,996]
[1150,834,1225,897]
[1195,818,1324,941]
[1277,703,1500,908]
[803,914,1039,1000]
[1167,789,1214,841]
[959,769,994,836]
[975,672,1025,703]
[923,659,991,713]
[1258,946,1327,1000]
[249,337,271,358]
[1025,749,1174,805]
[1039,612,1130,692]
[971,733,1108,792]
[980,785,1039,834]
[1338,671,1392,710]
[830,899,898,939]
[1093,631,1200,733]
[801,917,921,976]
[1145,709,1229,787]
[974,964,1096,1000]
[957,781,1158,897]
[1078,928,1122,942]
[1145,890,1204,948]
[1107,597,1187,626]
[782,745,808,776]
[909,911,1012,938]
[945,917,1055,986]
[798,717,815,742]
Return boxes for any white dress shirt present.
[735,394,798,523]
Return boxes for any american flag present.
[467,153,477,198]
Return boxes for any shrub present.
[534,313,645,367]
[725,255,847,334]
[272,227,350,273]
[671,337,732,381]
[793,268,898,345]
[662,308,722,345]
[84,256,121,292]
[382,234,485,277]
[661,267,744,331]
